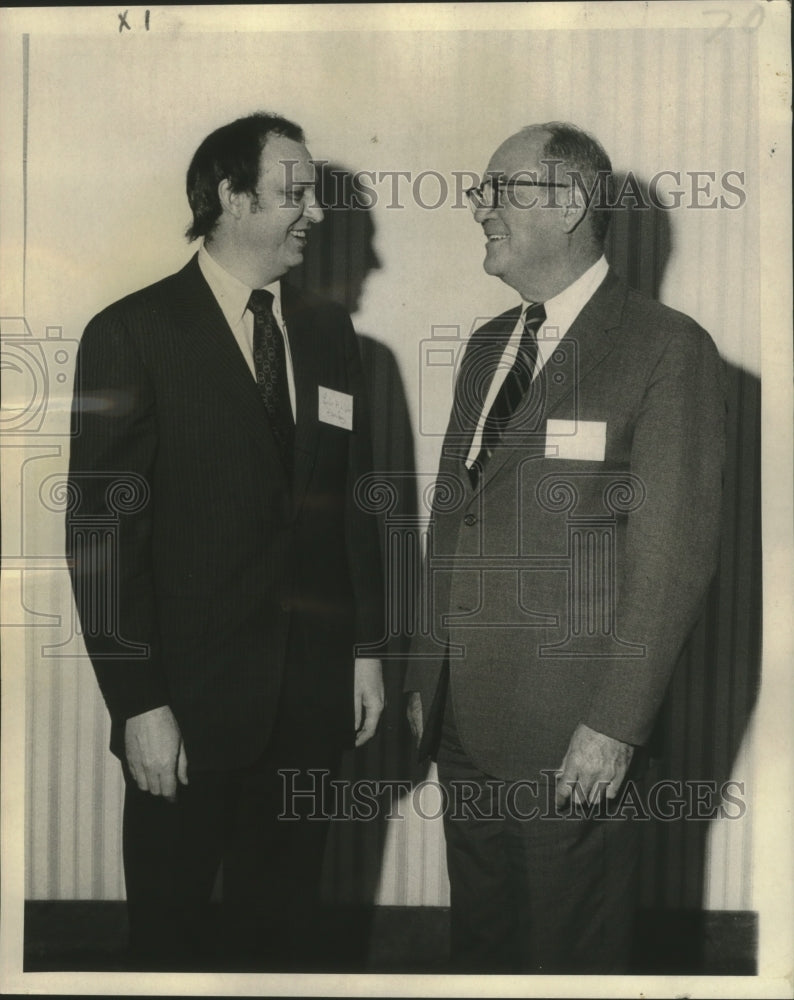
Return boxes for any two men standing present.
[68,113,724,974]
[67,113,384,969]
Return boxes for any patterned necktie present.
[469,301,546,486]
[247,289,294,472]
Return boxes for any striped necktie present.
[469,301,546,485]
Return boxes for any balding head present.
[473,123,611,301]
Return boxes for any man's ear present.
[218,179,246,220]
[560,192,588,235]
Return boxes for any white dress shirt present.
[198,243,296,417]
[466,255,609,467]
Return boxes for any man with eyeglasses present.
[67,112,384,970]
[405,122,725,972]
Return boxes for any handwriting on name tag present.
[319,386,354,430]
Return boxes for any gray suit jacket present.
[405,268,726,781]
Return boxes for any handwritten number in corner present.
[704,4,764,43]
[117,9,151,33]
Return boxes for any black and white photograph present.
[1,3,791,996]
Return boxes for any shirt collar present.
[523,254,609,339]
[198,243,282,328]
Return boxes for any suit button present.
[280,599,291,612]
[463,514,477,526]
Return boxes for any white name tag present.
[545,419,606,461]
[319,386,354,430]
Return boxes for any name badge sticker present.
[545,419,606,461]
[319,386,354,431]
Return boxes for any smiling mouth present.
[289,229,309,243]
[486,234,509,243]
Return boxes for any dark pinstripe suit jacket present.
[405,269,726,781]
[67,254,383,770]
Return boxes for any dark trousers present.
[436,692,641,974]
[121,634,344,971]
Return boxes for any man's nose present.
[304,192,324,223]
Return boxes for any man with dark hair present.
[184,112,306,241]
[405,122,725,972]
[67,111,385,970]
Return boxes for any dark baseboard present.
[23,901,757,975]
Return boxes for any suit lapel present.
[164,255,290,474]
[542,268,627,420]
[281,283,322,511]
[473,269,628,495]
[442,307,521,503]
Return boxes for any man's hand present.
[406,691,423,747]
[354,657,384,747]
[124,705,188,802]
[555,722,634,809]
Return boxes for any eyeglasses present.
[465,177,570,213]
